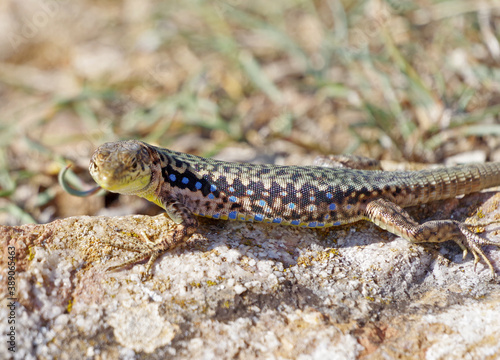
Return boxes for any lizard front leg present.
[105,198,198,279]
[364,198,500,277]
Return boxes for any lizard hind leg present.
[456,222,500,273]
[313,155,383,170]
[364,198,499,278]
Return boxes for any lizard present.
[59,140,500,279]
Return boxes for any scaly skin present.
[62,140,500,279]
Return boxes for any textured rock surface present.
[1,192,500,359]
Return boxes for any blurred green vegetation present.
[1,0,499,225]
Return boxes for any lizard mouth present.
[89,140,153,195]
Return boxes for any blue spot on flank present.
[212,213,220,219]
[259,200,266,207]
[208,194,215,200]
[210,184,217,192]
[288,203,295,210]
[182,177,189,184]
[310,196,315,201]
[333,221,341,226]
[281,191,287,197]
[229,187,235,192]
[291,220,300,225]
[309,205,315,211]
[272,218,282,224]
[326,192,333,199]
[169,174,176,182]
[346,205,352,210]
[308,222,317,227]
[229,196,237,202]
[229,211,237,220]
[239,216,245,220]
[247,189,254,195]
[324,214,330,220]
[329,203,337,211]
[254,214,264,221]
[195,181,202,190]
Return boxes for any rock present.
[1,193,500,359]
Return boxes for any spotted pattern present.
[144,143,500,228]
[90,141,500,230]
[87,140,500,277]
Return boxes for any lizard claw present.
[457,223,498,278]
[472,251,480,272]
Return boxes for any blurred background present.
[1,0,499,225]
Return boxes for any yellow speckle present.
[27,246,36,262]
[67,298,73,313]
[297,255,313,268]
[243,239,253,246]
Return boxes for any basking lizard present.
[60,140,500,278]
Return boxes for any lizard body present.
[62,140,500,278]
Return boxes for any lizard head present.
[89,140,154,195]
